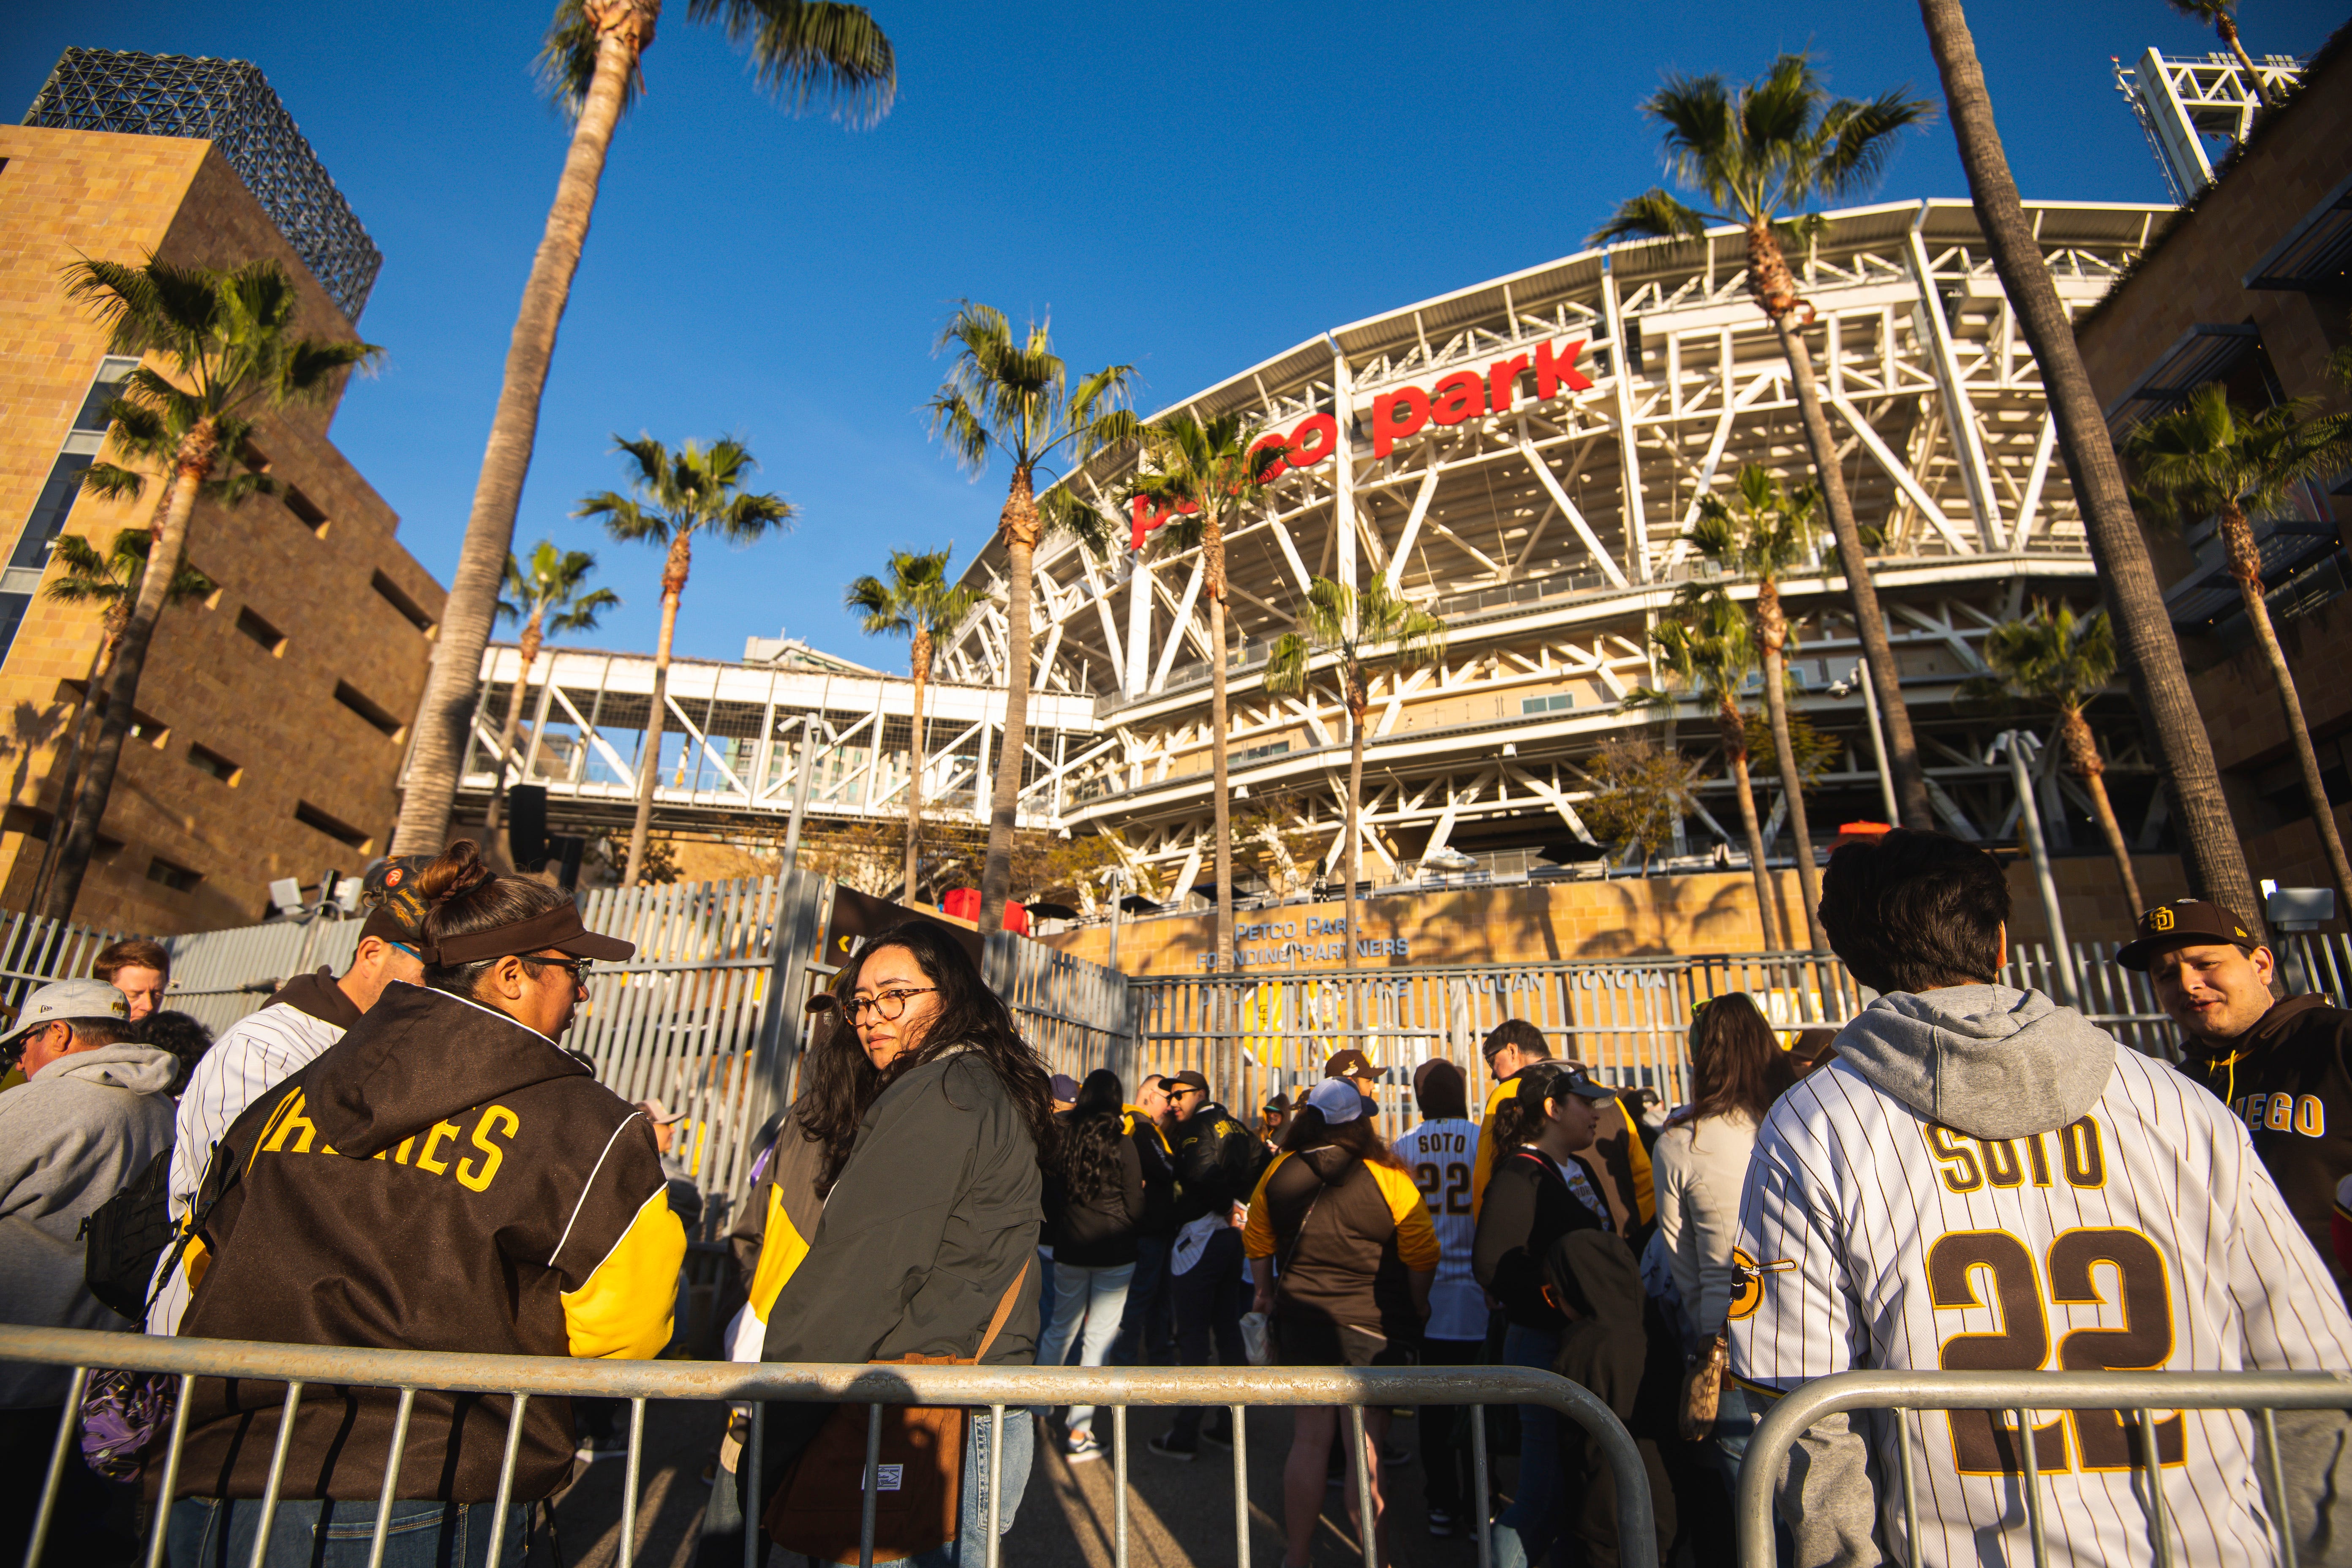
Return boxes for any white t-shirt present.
[1394,1117,1483,1341]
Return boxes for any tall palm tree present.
[27,531,215,913]
[928,303,1136,931]
[579,436,792,885]
[1596,55,1937,833]
[1963,599,2142,912]
[483,542,618,841]
[46,256,377,920]
[392,0,893,859]
[1913,0,2262,934]
[1638,591,1782,946]
[1126,414,1291,971]
[2129,385,2352,909]
[1266,577,1446,977]
[1687,465,1829,950]
[2165,0,2276,108]
[846,547,981,905]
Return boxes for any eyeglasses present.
[517,955,593,985]
[844,986,936,1023]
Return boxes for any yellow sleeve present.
[745,1183,810,1320]
[1618,1100,1655,1224]
[1241,1152,1286,1259]
[561,1190,689,1358]
[1373,1164,1440,1273]
[1469,1078,1514,1218]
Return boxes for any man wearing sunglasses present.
[145,856,433,1334]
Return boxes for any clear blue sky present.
[8,2,2342,667]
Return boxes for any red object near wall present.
[939,888,1026,933]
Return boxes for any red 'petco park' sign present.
[1128,337,1593,551]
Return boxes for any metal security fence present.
[0,1324,1659,1568]
[1732,1369,2352,1568]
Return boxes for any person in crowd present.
[1324,1048,1385,1098]
[1783,1026,1837,1079]
[1036,1075,1083,1337]
[146,857,431,1334]
[1260,1093,1292,1151]
[1036,1068,1143,1462]
[1735,829,2352,1568]
[1469,1021,1653,1240]
[1389,1059,1482,1538]
[1112,1073,1178,1367]
[1539,1231,1678,1568]
[1245,1076,1436,1568]
[1473,1060,1622,1568]
[756,923,1053,1567]
[1149,1069,1268,1460]
[93,937,170,1023]
[2119,896,2352,1306]
[0,979,172,1566]
[166,841,671,1568]
[140,1009,215,1097]
[1050,1073,1081,1113]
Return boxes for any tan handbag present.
[763,1258,1030,1565]
[1678,1330,1729,1443]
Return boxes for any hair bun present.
[415,840,497,907]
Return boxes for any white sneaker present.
[1065,1431,1104,1464]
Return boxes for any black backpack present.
[79,1148,177,1322]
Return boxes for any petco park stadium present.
[925,198,2172,899]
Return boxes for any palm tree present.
[46,256,377,920]
[27,531,215,913]
[2165,0,2276,108]
[1638,591,1782,946]
[1912,0,2263,935]
[1125,414,1292,971]
[1965,600,2142,911]
[1686,465,1829,950]
[1596,54,1937,833]
[1266,577,1446,977]
[579,436,793,885]
[2129,385,2352,909]
[846,547,981,905]
[483,542,618,843]
[391,1,893,860]
[928,303,1136,931]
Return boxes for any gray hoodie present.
[0,1043,177,1406]
[1832,983,2113,1139]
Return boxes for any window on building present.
[1240,739,1292,761]
[187,743,242,785]
[72,357,142,433]
[335,681,403,738]
[1521,694,1576,715]
[236,606,287,655]
[371,570,435,634]
[281,485,329,537]
[147,857,202,893]
[294,800,371,851]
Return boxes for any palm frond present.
[536,0,642,119]
[689,0,896,126]
[79,463,148,504]
[1591,188,1715,246]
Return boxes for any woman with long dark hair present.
[1034,1067,1143,1462]
[1652,993,1794,1483]
[757,921,1055,1567]
[1244,1077,1437,1568]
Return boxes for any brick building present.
[0,51,446,933]
[2077,27,2352,915]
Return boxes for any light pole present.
[1990,730,2077,1007]
[779,718,819,881]
[1831,660,1900,824]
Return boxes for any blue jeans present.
[1488,1322,1564,1568]
[867,1405,1034,1568]
[1034,1261,1135,1436]
[168,1497,525,1568]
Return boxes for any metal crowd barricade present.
[1733,1369,2352,1568]
[3,1323,1660,1568]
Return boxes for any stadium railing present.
[0,1324,1660,1568]
[1732,1368,2352,1568]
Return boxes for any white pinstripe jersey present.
[1731,1047,2352,1568]
[1393,1118,1482,1340]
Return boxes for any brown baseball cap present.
[2114,898,2262,971]
[358,855,435,946]
[1169,1069,1211,1095]
[1324,1048,1384,1084]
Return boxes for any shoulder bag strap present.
[968,1254,1034,1365]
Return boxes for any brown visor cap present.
[422,901,635,966]
[2113,898,2259,971]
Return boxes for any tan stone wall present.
[0,128,447,934]
[1037,854,2186,976]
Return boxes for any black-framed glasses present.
[844,986,936,1023]
[517,955,593,985]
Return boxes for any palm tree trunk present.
[1916,0,2264,932]
[1757,584,1827,950]
[1764,299,1933,832]
[390,18,641,857]
[1345,694,1367,978]
[1721,702,1782,948]
[2061,705,2142,912]
[44,432,214,920]
[979,468,1038,931]
[482,633,541,841]
[624,559,685,887]
[28,633,120,913]
[904,630,930,904]
[1207,520,1235,975]
[2213,15,2274,108]
[2222,504,2352,907]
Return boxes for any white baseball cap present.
[1304,1076,1366,1125]
[3,978,130,1045]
